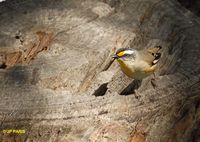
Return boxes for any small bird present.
[112,46,162,80]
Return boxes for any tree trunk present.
[0,0,199,142]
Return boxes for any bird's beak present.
[112,54,118,59]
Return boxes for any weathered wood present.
[0,0,199,141]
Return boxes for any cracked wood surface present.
[0,0,200,142]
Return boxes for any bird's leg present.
[144,64,157,74]
[133,80,142,99]
[153,72,156,78]
[151,73,157,89]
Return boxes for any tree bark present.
[0,0,199,142]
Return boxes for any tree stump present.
[0,0,199,141]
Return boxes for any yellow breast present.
[117,59,157,79]
[117,59,135,78]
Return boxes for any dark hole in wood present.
[120,80,142,96]
[0,63,7,69]
[44,46,48,50]
[23,11,28,14]
[92,83,108,97]
[15,35,20,39]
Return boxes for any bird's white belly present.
[131,70,149,80]
[129,60,152,80]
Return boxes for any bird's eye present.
[152,53,154,56]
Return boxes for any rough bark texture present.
[0,0,200,142]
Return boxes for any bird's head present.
[112,48,136,61]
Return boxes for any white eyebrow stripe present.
[124,50,134,55]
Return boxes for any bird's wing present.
[147,46,162,65]
[140,46,162,66]
[147,46,162,54]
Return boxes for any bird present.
[112,46,162,80]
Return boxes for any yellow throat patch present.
[117,59,134,78]
[117,51,124,57]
